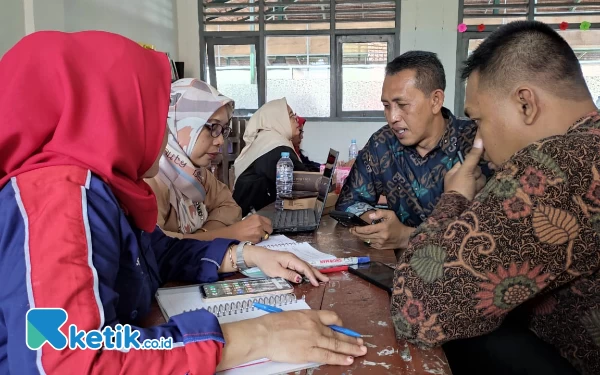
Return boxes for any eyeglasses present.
[205,119,232,138]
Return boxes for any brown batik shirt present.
[391,111,600,374]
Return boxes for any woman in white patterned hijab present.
[147,78,272,243]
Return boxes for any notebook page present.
[155,285,204,319]
[281,242,337,262]
[257,234,297,248]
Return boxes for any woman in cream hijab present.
[233,98,307,215]
[146,78,272,243]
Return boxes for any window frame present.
[336,34,395,118]
[198,0,401,121]
[206,36,262,117]
[454,30,488,117]
[455,0,600,117]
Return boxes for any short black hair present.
[461,20,590,100]
[385,51,446,95]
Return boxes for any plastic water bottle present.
[595,96,600,108]
[349,139,358,160]
[275,152,294,210]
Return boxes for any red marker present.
[317,265,348,274]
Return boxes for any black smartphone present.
[329,210,370,227]
[348,262,395,294]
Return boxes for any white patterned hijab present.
[158,78,234,234]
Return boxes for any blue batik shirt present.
[335,107,492,227]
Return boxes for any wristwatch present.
[236,241,253,271]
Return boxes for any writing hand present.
[262,310,368,365]
[218,310,367,371]
[229,215,273,243]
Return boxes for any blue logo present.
[26,308,68,350]
[26,308,172,350]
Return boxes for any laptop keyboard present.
[273,209,316,228]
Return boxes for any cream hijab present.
[234,98,294,181]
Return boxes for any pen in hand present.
[242,207,257,220]
[253,303,373,338]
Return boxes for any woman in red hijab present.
[292,115,322,172]
[0,31,366,374]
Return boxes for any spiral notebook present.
[155,283,319,375]
[241,235,336,278]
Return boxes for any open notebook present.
[241,235,336,278]
[155,284,319,375]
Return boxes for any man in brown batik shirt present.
[390,21,600,375]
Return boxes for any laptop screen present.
[313,149,339,221]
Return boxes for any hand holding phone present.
[350,209,413,250]
[329,210,370,227]
[330,210,383,227]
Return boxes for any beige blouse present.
[146,168,242,239]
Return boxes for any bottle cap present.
[351,139,357,143]
[281,152,290,157]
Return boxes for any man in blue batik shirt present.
[335,51,492,251]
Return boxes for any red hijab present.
[0,31,171,232]
[294,115,306,157]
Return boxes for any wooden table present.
[144,216,452,375]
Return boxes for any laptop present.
[260,148,339,233]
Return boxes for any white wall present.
[32,0,65,31]
[301,121,386,164]
[0,0,26,57]
[2,0,179,59]
[63,0,179,58]
[400,0,459,107]
[176,0,200,78]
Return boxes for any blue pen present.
[253,303,372,338]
